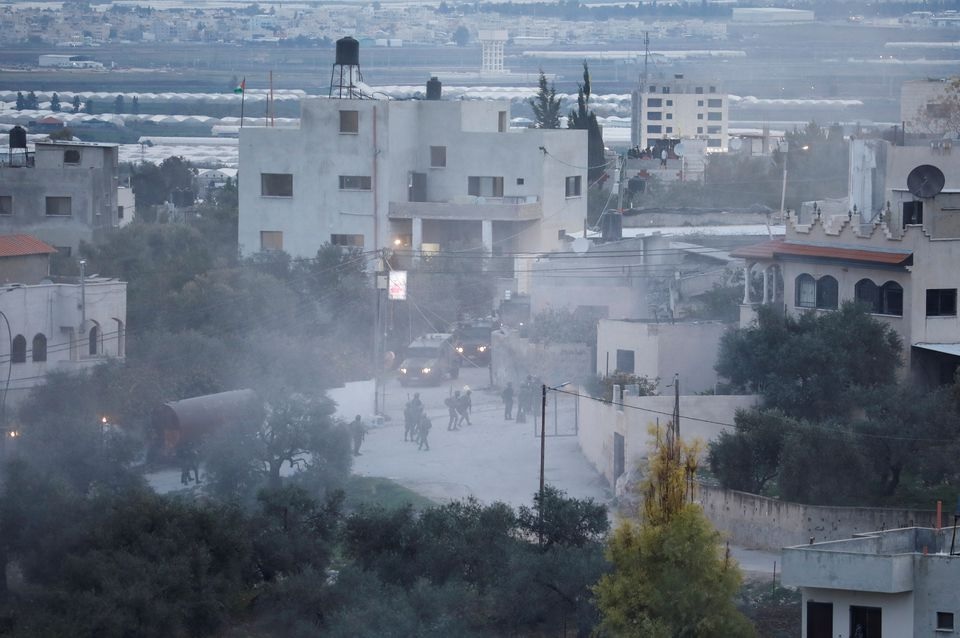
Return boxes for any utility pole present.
[373,250,386,416]
[79,259,87,344]
[540,383,546,500]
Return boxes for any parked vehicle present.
[398,333,460,386]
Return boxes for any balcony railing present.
[389,196,541,222]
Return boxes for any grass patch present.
[343,475,436,512]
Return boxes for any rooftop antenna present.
[642,31,650,90]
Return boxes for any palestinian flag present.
[233,79,245,94]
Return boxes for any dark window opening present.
[903,201,923,226]
[0,196,11,215]
[927,288,957,317]
[32,334,46,362]
[468,176,504,198]
[695,86,704,94]
[430,145,446,168]
[339,175,372,190]
[516,178,524,185]
[565,176,582,198]
[708,98,723,108]
[260,231,283,251]
[937,612,954,631]
[816,276,838,310]
[796,274,816,308]
[849,605,882,638]
[880,282,903,316]
[45,196,71,216]
[261,173,293,197]
[647,98,662,107]
[806,601,833,638]
[63,149,81,164]
[331,234,364,247]
[89,326,99,356]
[616,349,635,374]
[648,111,662,120]
[647,125,662,134]
[339,110,359,133]
[11,335,26,364]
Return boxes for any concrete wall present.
[0,253,49,285]
[491,329,591,389]
[576,390,757,487]
[697,483,937,550]
[596,319,730,394]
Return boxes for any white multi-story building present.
[238,93,588,260]
[783,527,960,638]
[0,234,126,407]
[630,74,729,152]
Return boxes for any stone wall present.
[696,482,938,550]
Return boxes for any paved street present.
[353,365,610,509]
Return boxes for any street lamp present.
[79,259,87,338]
[779,142,809,218]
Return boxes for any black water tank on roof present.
[335,36,360,67]
[9,125,26,149]
[426,76,442,100]
[600,211,623,242]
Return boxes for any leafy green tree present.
[49,92,61,112]
[777,419,871,505]
[131,95,140,114]
[72,95,81,113]
[84,98,94,114]
[568,61,606,182]
[25,91,38,110]
[453,25,470,46]
[202,394,352,502]
[15,91,24,110]
[708,409,790,494]
[716,303,902,419]
[113,93,124,113]
[596,429,754,637]
[529,70,561,129]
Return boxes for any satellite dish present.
[907,164,946,198]
[673,142,686,157]
[571,237,590,255]
[729,138,743,151]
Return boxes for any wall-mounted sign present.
[388,270,407,300]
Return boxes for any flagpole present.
[240,77,245,129]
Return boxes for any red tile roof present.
[0,235,57,258]
[730,239,912,266]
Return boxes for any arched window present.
[89,325,99,356]
[816,276,839,310]
[32,333,46,362]
[11,335,25,364]
[879,281,904,316]
[796,274,816,308]
[855,279,879,312]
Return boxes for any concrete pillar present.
[481,219,493,254]
[762,267,770,303]
[743,262,751,304]
[412,217,423,263]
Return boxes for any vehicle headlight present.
[421,367,432,374]
[399,367,407,374]
[456,346,464,353]
[477,345,487,352]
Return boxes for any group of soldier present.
[501,375,542,423]
[444,389,472,430]
[403,393,433,451]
